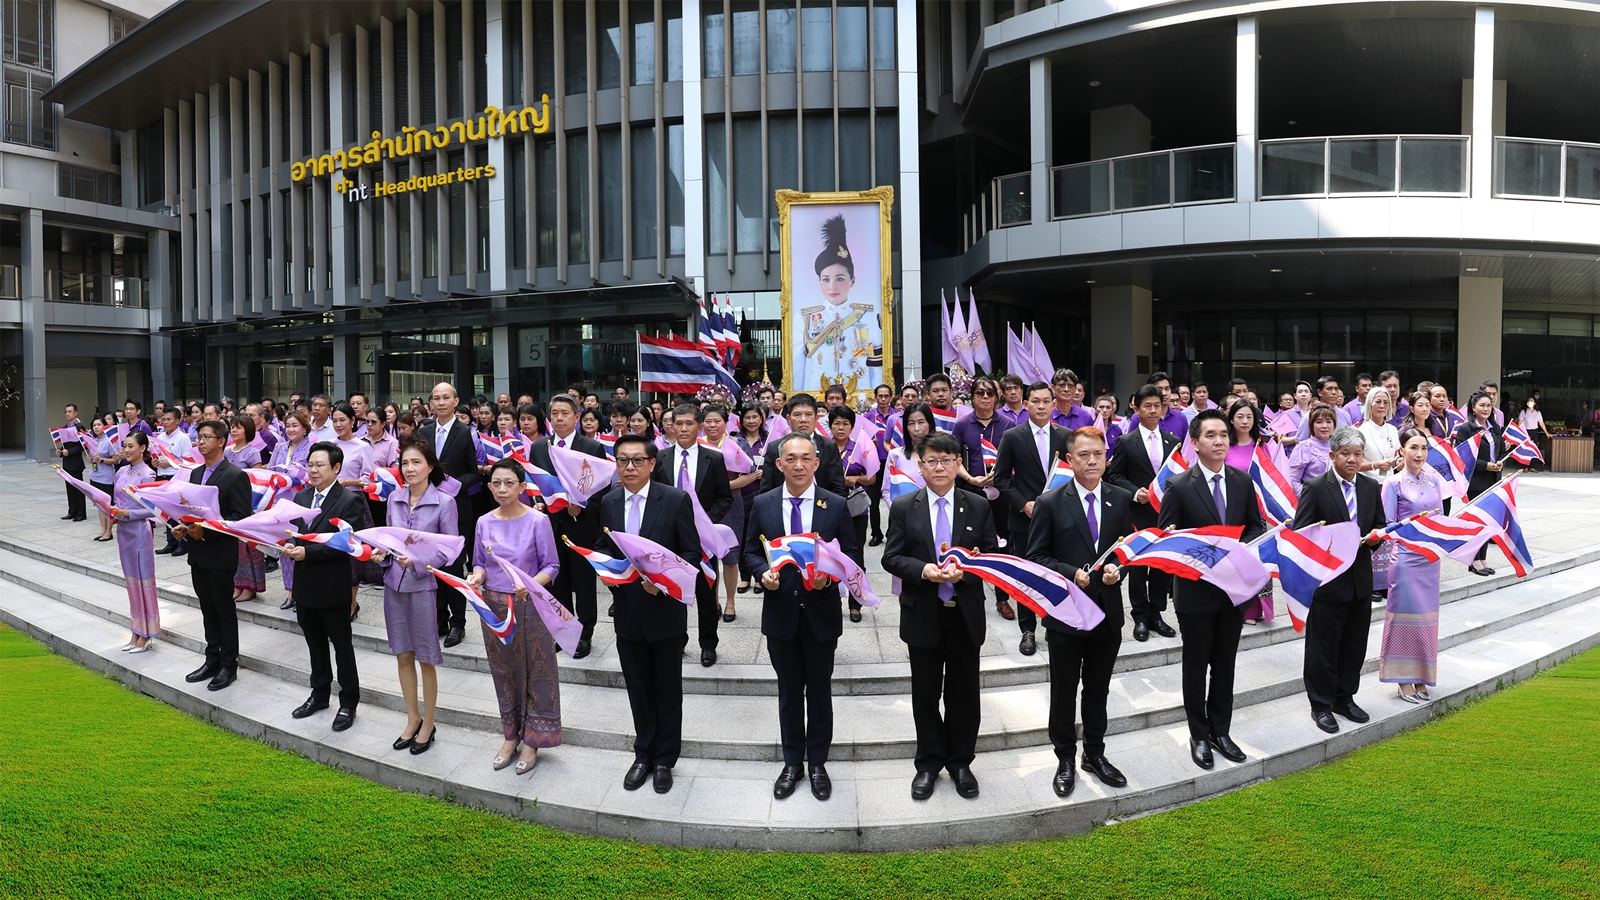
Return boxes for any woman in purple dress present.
[467,458,562,774]
[1223,398,1275,625]
[376,437,458,755]
[829,404,871,622]
[225,414,266,602]
[1288,403,1337,495]
[109,432,161,651]
[88,419,118,542]
[701,404,754,622]
[1381,428,1447,702]
[330,401,381,612]
[269,410,313,609]
[363,410,399,527]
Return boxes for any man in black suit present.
[57,403,87,520]
[993,381,1071,656]
[1293,426,1386,733]
[653,403,734,666]
[527,394,610,658]
[600,434,702,795]
[882,432,999,801]
[1158,408,1266,770]
[280,442,366,731]
[742,433,857,802]
[1105,385,1183,641]
[1027,425,1134,797]
[171,420,253,692]
[416,381,482,647]
[758,394,846,496]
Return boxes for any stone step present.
[5,574,1596,851]
[8,541,1596,762]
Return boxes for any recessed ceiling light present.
[1287,120,1297,125]
[1305,292,1314,296]
[1088,80,1101,87]
[1085,279,1097,284]
[1466,267,1479,272]
[1270,268,1283,273]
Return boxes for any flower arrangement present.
[949,370,975,402]
[740,381,774,404]
[695,384,737,406]
[902,378,927,398]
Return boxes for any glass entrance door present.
[251,358,309,403]
[543,340,639,396]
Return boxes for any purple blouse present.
[474,509,560,592]
[224,443,261,468]
[382,483,460,592]
[1224,442,1256,472]
[365,432,400,469]
[1383,466,1446,524]
[1289,437,1331,496]
[269,438,311,470]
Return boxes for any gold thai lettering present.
[293,95,549,184]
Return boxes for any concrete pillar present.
[492,324,511,398]
[329,34,351,305]
[149,231,174,406]
[682,0,706,302]
[1091,280,1153,406]
[1471,8,1495,199]
[20,210,47,460]
[1236,16,1257,202]
[485,0,509,293]
[332,335,351,401]
[1029,57,1052,226]
[1458,276,1502,402]
[899,0,923,381]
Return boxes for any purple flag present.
[57,468,115,518]
[215,500,317,546]
[608,530,699,605]
[487,549,584,656]
[967,289,991,373]
[814,538,881,608]
[767,416,792,441]
[847,417,882,480]
[685,485,739,563]
[950,291,973,372]
[123,479,220,523]
[548,444,616,507]
[700,437,754,474]
[355,525,465,571]
[1027,324,1056,383]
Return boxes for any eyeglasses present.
[615,457,650,467]
[972,389,996,397]
[921,457,957,469]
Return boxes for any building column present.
[1236,16,1257,202]
[20,210,47,460]
[149,231,174,405]
[1458,276,1502,402]
[1029,57,1051,226]
[1471,7,1495,199]
[898,0,923,381]
[485,0,510,293]
[332,335,351,401]
[682,0,706,303]
[492,324,511,398]
[329,34,351,305]
[1090,278,1152,406]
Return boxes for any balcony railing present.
[1049,144,1236,219]
[1259,135,1468,198]
[47,271,148,309]
[1493,137,1600,202]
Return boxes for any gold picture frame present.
[776,186,895,400]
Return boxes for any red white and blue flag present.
[1044,456,1075,493]
[764,533,821,587]
[608,530,699,605]
[290,517,376,561]
[1503,422,1544,465]
[431,566,515,644]
[151,441,203,470]
[886,460,923,501]
[1381,513,1496,565]
[516,458,570,512]
[1114,525,1271,606]
[1457,475,1533,577]
[1248,441,1298,526]
[979,438,999,470]
[566,539,641,585]
[1426,436,1469,499]
[697,296,720,361]
[50,424,80,445]
[1146,445,1191,513]
[1252,521,1360,632]
[930,407,960,433]
[1451,431,1485,483]
[638,332,738,395]
[245,468,297,512]
[1446,406,1468,431]
[364,466,403,502]
[123,479,219,523]
[596,432,618,458]
[939,545,1106,631]
[204,501,315,548]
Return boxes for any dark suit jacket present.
[1105,424,1183,529]
[598,482,702,643]
[652,442,733,522]
[741,486,857,643]
[527,433,610,546]
[61,422,85,473]
[758,432,847,496]
[1291,471,1384,604]
[993,419,1072,538]
[1451,422,1505,499]
[1156,464,1265,616]
[287,483,367,608]
[882,488,999,649]
[1026,479,1134,635]
[417,418,481,495]
[186,459,252,572]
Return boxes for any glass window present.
[706,118,727,254]
[631,0,655,85]
[734,117,763,252]
[567,132,589,264]
[4,0,52,70]
[1502,315,1547,335]
[1551,316,1591,337]
[597,1,621,90]
[4,64,52,150]
[421,156,439,278]
[564,0,587,94]
[803,112,833,191]
[837,1,868,71]
[838,113,870,190]
[732,1,760,76]
[137,121,164,207]
[1319,314,1363,361]
[801,0,832,72]
[533,0,555,98]
[768,114,798,247]
[631,124,657,257]
[703,5,724,79]
[598,128,623,260]
[666,121,684,254]
[448,149,466,274]
[511,140,527,268]
[535,136,557,266]
[665,2,683,81]
[1411,315,1456,361]
[873,1,895,70]
[767,0,795,74]
[875,112,899,246]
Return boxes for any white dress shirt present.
[1030,421,1052,473]
[671,443,700,491]
[308,418,338,444]
[1139,424,1165,471]
[782,482,817,535]
[623,480,652,532]
[1195,460,1228,508]
[925,484,959,543]
[156,426,192,459]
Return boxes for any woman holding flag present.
[269,410,313,608]
[330,401,381,614]
[828,405,872,621]
[109,431,161,651]
[225,415,267,603]
[1454,391,1505,576]
[1224,399,1276,625]
[1380,428,1449,701]
[1359,388,1402,601]
[702,404,757,621]
[734,403,771,597]
[364,409,399,527]
[88,418,118,542]
[882,402,935,506]
[467,457,562,774]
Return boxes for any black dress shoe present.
[701,648,716,667]
[849,609,862,623]
[331,707,356,731]
[61,513,77,520]
[950,766,980,798]
[607,604,616,617]
[206,669,237,691]
[1211,734,1247,762]
[1081,752,1128,788]
[1149,615,1176,638]
[280,598,296,611]
[185,663,220,683]
[910,770,938,800]
[623,761,652,791]
[443,626,464,648]
[773,765,804,799]
[171,546,187,557]
[1052,762,1076,798]
[156,545,177,555]
[1019,632,1037,656]
[408,723,435,753]
[809,765,831,801]
[1334,701,1370,724]
[868,535,883,547]
[572,639,592,660]
[1313,710,1339,733]
[1190,738,1215,769]
[1132,620,1149,642]
[653,766,673,794]
[72,515,88,522]
[1469,564,1495,577]
[293,696,330,719]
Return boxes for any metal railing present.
[1259,135,1468,198]
[1049,143,1236,219]
[47,271,148,309]
[1494,137,1600,202]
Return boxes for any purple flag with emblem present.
[487,548,584,656]
[547,443,616,508]
[355,525,465,571]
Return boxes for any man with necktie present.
[527,394,610,658]
[758,394,847,496]
[1105,385,1183,641]
[652,403,733,666]
[1292,427,1386,734]
[882,432,999,800]
[600,434,701,795]
[1157,408,1266,770]
[171,420,252,692]
[742,433,857,801]
[416,382,483,647]
[1027,426,1135,796]
[993,382,1071,656]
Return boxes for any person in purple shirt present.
[1379,371,1411,428]
[1048,368,1096,430]
[1295,376,1353,441]
[1092,393,1122,453]
[123,400,154,436]
[1343,373,1374,424]
[953,375,1015,494]
[1146,372,1191,439]
[863,383,898,546]
[998,374,1030,426]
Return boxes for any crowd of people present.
[51,363,1530,805]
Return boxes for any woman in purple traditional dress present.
[329,401,381,615]
[110,432,161,651]
[269,409,313,610]
[701,403,755,622]
[1223,398,1276,625]
[1381,428,1448,703]
[225,414,266,602]
[467,458,561,774]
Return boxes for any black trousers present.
[866,464,886,539]
[1176,603,1245,741]
[551,537,599,642]
[190,567,238,671]
[695,570,720,650]
[1046,624,1122,761]
[436,501,476,632]
[1127,567,1172,623]
[767,613,838,768]
[64,468,86,518]
[297,603,361,709]
[615,633,685,768]
[1303,597,1372,712]
[1011,522,1041,633]
[907,604,981,774]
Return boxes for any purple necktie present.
[627,494,642,533]
[1086,491,1099,544]
[557,437,566,448]
[678,451,690,490]
[790,496,803,535]
[1211,473,1227,521]
[1342,479,1356,519]
[1148,430,1162,473]
[935,497,954,603]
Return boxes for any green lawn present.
[2,624,1597,900]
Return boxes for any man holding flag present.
[526,394,611,658]
[1291,427,1386,734]
[742,432,858,802]
[168,419,253,693]
[1106,384,1183,642]
[653,403,733,667]
[1026,426,1135,797]
[953,375,1015,619]
[57,403,88,521]
[993,381,1072,654]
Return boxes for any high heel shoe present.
[393,722,421,751]
[514,750,538,775]
[1416,688,1431,701]
[723,607,736,623]
[1398,688,1420,704]
[493,744,519,770]
[736,582,750,594]
[128,640,152,654]
[408,723,436,755]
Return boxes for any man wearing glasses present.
[952,375,1016,621]
[170,420,252,692]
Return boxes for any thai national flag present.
[565,539,640,585]
[517,458,570,512]
[1457,475,1533,577]
[1253,521,1360,632]
[640,333,737,395]
[364,466,403,502]
[1044,456,1075,493]
[1426,436,1468,499]
[1446,406,1468,430]
[697,297,719,361]
[764,533,821,587]
[930,407,959,433]
[1114,525,1270,605]
[104,422,130,446]
[886,460,923,501]
[1381,513,1497,565]
[596,432,618,458]
[1249,441,1298,526]
[291,518,376,561]
[1146,445,1191,513]
[939,545,1106,631]
[151,442,203,470]
[1503,422,1544,465]
[481,433,509,463]
[431,567,515,644]
[979,438,999,470]
[885,417,904,450]
[50,424,79,445]
[245,469,294,512]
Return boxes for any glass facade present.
[1503,312,1600,427]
